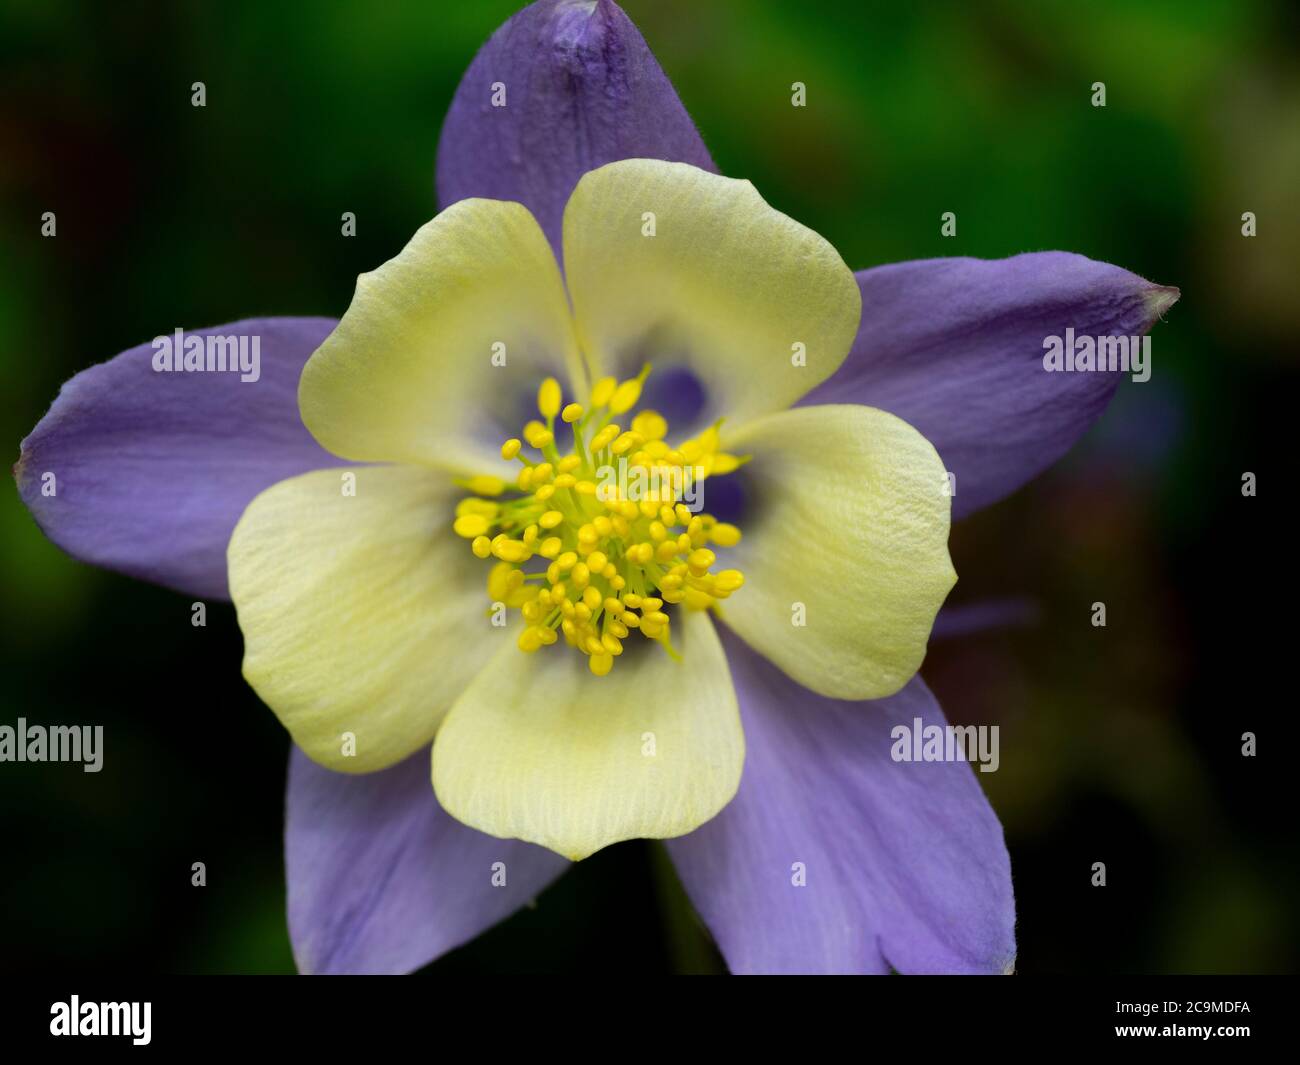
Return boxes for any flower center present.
[452,367,746,676]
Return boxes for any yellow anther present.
[715,569,745,592]
[631,410,668,440]
[571,563,591,588]
[453,514,490,538]
[463,474,506,496]
[517,467,534,491]
[524,424,554,449]
[518,627,544,653]
[710,522,742,546]
[589,653,614,676]
[538,378,562,419]
[494,539,531,563]
[575,480,598,496]
[539,537,562,558]
[590,376,617,407]
[593,516,613,537]
[539,510,564,529]
[611,432,642,455]
[556,552,578,570]
[601,634,623,656]
[501,438,522,460]
[553,473,577,489]
[534,484,556,501]
[609,365,650,414]
[590,424,621,452]
[561,402,583,423]
[532,462,554,484]
[486,562,515,602]
[471,536,492,559]
[582,586,603,611]
[688,548,716,574]
[557,455,582,473]
[456,498,499,518]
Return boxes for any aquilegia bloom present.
[15,0,1176,974]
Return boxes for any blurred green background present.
[1,0,1296,973]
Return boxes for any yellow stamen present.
[590,376,617,408]
[452,367,745,675]
[538,377,562,420]
[609,363,651,414]
[454,514,490,538]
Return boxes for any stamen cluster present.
[452,368,745,676]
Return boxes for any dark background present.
[1,0,1295,973]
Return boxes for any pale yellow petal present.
[228,465,498,772]
[432,610,742,860]
[719,404,956,700]
[562,159,860,423]
[300,199,583,472]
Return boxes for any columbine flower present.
[15,0,1177,975]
